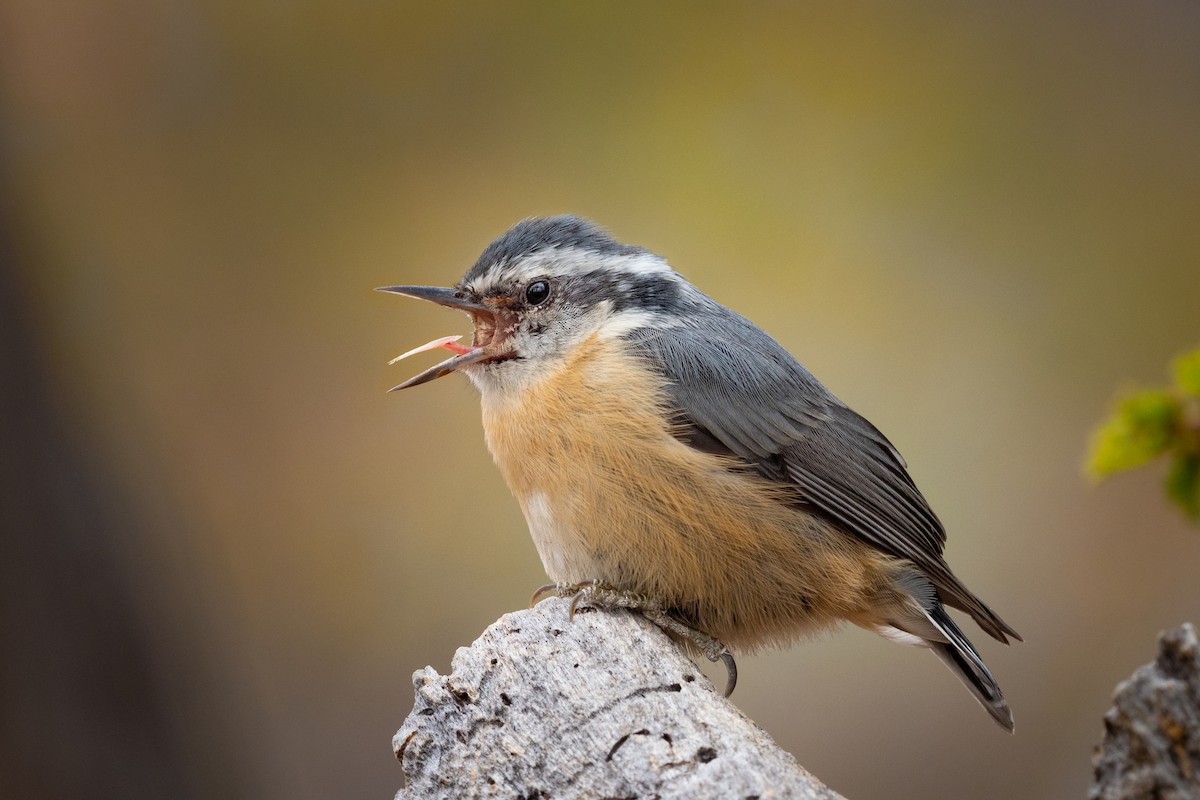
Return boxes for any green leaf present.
[1165,453,1200,522]
[1086,390,1179,479]
[1173,347,1200,396]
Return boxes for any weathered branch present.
[394,597,844,799]
[1090,623,1200,800]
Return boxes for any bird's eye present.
[525,280,551,306]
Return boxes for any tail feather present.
[939,574,1022,645]
[877,571,1016,730]
[924,604,1013,732]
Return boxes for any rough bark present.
[1090,623,1200,800]
[394,597,844,799]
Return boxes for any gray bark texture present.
[394,597,844,800]
[1090,623,1200,800]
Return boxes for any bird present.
[380,215,1020,731]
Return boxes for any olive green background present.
[2,3,1198,799]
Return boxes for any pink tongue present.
[388,335,475,365]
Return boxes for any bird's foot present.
[530,579,738,697]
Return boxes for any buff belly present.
[480,333,903,651]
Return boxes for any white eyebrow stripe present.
[465,248,678,293]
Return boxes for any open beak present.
[377,285,495,391]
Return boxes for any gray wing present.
[626,310,1017,643]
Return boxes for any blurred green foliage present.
[1088,347,1200,522]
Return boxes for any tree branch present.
[394,597,845,799]
[1090,623,1200,799]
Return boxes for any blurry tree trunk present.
[0,188,257,799]
[394,597,845,799]
[1090,623,1200,800]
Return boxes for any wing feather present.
[625,311,1018,643]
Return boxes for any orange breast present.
[480,333,897,650]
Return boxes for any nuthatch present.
[381,215,1020,731]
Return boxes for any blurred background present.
[1,2,1198,798]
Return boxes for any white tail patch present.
[873,625,927,648]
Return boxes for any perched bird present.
[381,215,1020,730]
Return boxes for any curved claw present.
[529,583,561,608]
[567,588,589,622]
[720,651,738,698]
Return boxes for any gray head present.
[379,215,707,394]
